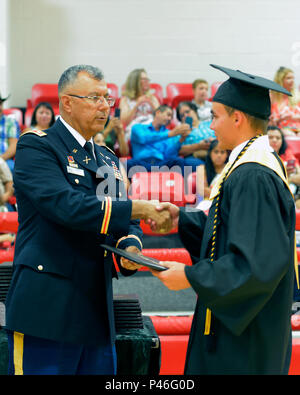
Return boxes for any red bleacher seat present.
[143,248,192,266]
[107,83,119,108]
[107,83,118,99]
[166,83,193,108]
[150,83,164,104]
[3,108,24,131]
[209,81,222,101]
[296,209,300,230]
[139,220,178,236]
[29,83,59,108]
[128,171,195,207]
[286,137,300,162]
[187,171,197,194]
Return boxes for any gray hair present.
[58,64,104,94]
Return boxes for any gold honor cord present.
[204,134,263,338]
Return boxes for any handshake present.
[131,200,179,234]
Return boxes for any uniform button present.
[37,265,43,271]
[75,179,79,184]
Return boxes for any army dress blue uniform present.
[5,117,143,374]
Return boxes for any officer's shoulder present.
[101,144,116,156]
[20,129,48,138]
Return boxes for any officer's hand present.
[120,245,142,271]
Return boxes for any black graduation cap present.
[210,64,292,120]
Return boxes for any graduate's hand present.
[149,261,191,291]
[120,245,143,271]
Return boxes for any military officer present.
[5,64,171,375]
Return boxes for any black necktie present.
[84,141,94,159]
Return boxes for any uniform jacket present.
[5,118,142,346]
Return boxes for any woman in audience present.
[176,101,215,163]
[119,68,160,141]
[267,125,300,207]
[26,102,56,131]
[195,139,229,209]
[270,66,300,136]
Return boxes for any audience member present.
[195,139,229,210]
[119,68,160,141]
[126,104,190,176]
[192,79,212,122]
[29,102,56,131]
[0,92,20,172]
[270,66,300,136]
[101,115,129,157]
[267,125,300,207]
[0,157,14,210]
[176,101,215,164]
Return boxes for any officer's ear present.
[60,94,73,114]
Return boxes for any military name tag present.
[67,166,85,176]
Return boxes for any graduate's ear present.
[232,110,244,128]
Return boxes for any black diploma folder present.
[100,244,167,271]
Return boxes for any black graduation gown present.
[180,162,295,374]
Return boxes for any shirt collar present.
[229,135,273,163]
[59,116,94,148]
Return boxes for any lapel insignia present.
[83,156,91,165]
[72,149,78,153]
[67,155,78,168]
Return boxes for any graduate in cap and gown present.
[150,64,298,374]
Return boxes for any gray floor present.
[113,271,196,314]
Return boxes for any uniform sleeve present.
[14,135,132,236]
[184,167,294,336]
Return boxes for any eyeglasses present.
[66,94,115,107]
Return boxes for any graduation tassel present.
[204,134,263,352]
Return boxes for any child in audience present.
[192,79,212,122]
[195,139,229,210]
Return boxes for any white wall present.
[5,0,300,107]
[0,0,8,105]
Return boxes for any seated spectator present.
[270,66,300,136]
[119,68,160,141]
[176,101,215,163]
[126,104,191,176]
[0,91,20,172]
[195,139,229,210]
[267,125,300,207]
[28,102,56,131]
[192,79,212,122]
[0,156,14,212]
[93,132,130,191]
[101,115,129,157]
